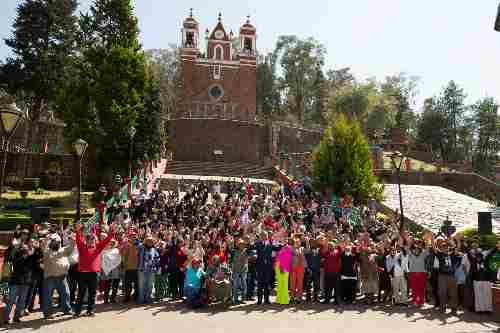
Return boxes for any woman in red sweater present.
[74,223,116,317]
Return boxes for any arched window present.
[244,37,252,52]
[214,45,223,60]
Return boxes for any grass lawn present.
[0,207,95,219]
[0,191,95,225]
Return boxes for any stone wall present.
[168,119,268,163]
[375,169,499,203]
[3,152,92,190]
[275,125,323,154]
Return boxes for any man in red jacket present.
[74,222,116,317]
[322,242,343,305]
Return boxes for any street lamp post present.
[0,100,26,200]
[74,139,88,222]
[440,216,456,238]
[390,151,405,232]
[128,127,136,179]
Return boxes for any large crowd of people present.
[1,179,499,325]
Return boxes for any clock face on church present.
[214,30,224,39]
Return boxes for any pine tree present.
[1,0,78,165]
[312,114,382,204]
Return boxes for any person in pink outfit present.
[275,239,293,305]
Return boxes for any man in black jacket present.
[24,239,44,313]
[3,244,37,324]
[255,231,279,305]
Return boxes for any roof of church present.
[241,16,256,31]
[183,8,198,25]
[208,14,230,41]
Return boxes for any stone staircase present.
[164,160,274,180]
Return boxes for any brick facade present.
[168,119,268,163]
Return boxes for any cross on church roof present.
[218,12,222,22]
[189,8,193,18]
[246,15,251,24]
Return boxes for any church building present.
[169,11,266,163]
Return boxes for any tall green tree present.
[256,53,280,120]
[145,47,180,147]
[327,83,376,130]
[417,97,447,157]
[134,85,163,162]
[471,97,499,176]
[0,0,78,164]
[312,114,381,204]
[273,36,326,122]
[56,0,150,178]
[379,73,419,137]
[416,82,468,163]
[439,81,467,162]
[309,65,327,124]
[145,47,179,118]
[326,67,355,92]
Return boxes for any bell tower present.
[238,16,257,120]
[179,9,200,117]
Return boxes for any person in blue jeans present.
[137,236,160,304]
[3,244,37,325]
[230,239,249,304]
[41,235,75,319]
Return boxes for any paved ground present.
[2,301,499,333]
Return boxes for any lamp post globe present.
[73,139,88,158]
[0,102,25,138]
[0,101,26,200]
[73,138,87,222]
[390,151,405,232]
[128,126,136,139]
[390,151,404,171]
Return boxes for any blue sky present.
[1,0,500,110]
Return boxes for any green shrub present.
[458,227,499,250]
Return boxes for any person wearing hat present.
[41,233,75,319]
[101,239,122,304]
[73,223,116,317]
[137,235,160,304]
[184,258,206,308]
